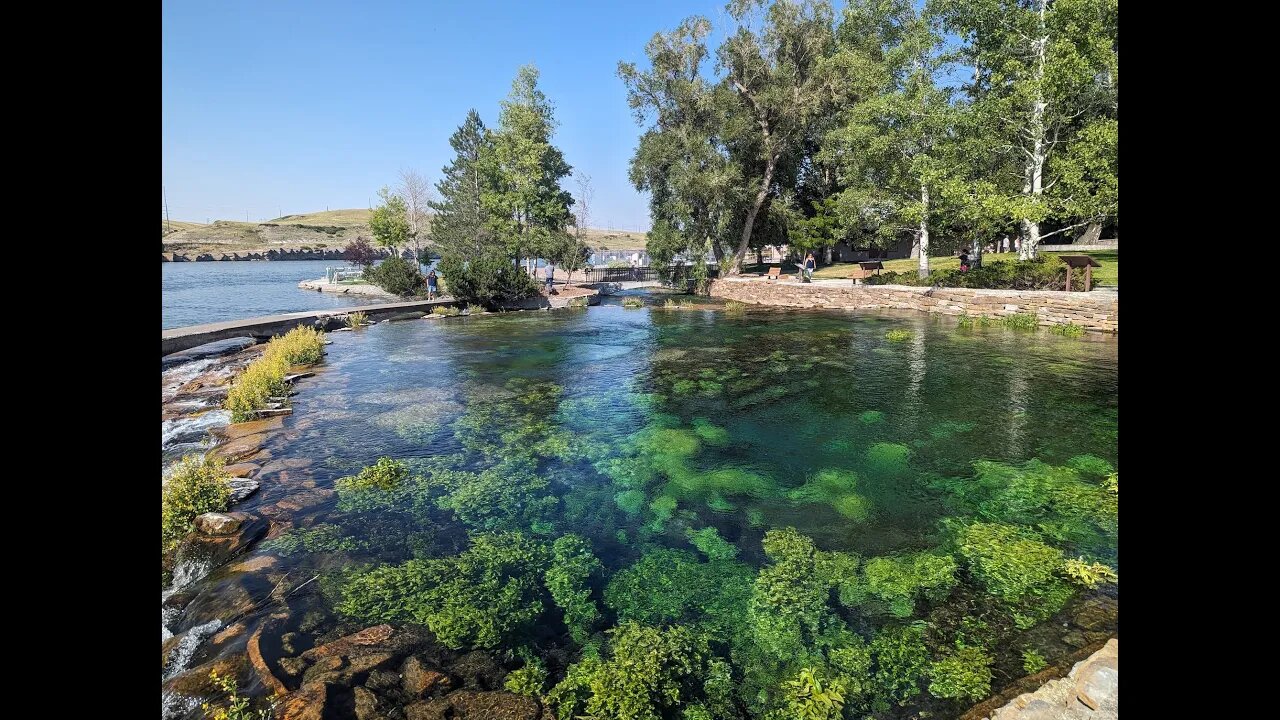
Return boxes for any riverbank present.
[964,639,1117,720]
[709,277,1118,333]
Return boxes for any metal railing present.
[326,267,364,283]
[582,264,720,285]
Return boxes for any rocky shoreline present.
[163,247,409,262]
[297,278,400,299]
[965,639,1118,720]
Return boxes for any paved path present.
[162,298,456,356]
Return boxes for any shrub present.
[162,455,232,551]
[364,255,424,296]
[438,254,537,310]
[724,300,746,314]
[264,325,326,365]
[1022,649,1048,674]
[225,326,325,422]
[622,297,644,308]
[928,646,994,702]
[885,329,912,342]
[868,255,1078,290]
[431,305,462,316]
[342,236,378,268]
[1049,322,1085,337]
[345,311,367,328]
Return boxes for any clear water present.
[162,260,391,329]
[166,299,1117,717]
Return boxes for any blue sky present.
[163,0,753,230]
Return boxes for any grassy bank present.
[224,326,326,422]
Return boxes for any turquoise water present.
[169,300,1117,717]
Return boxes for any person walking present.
[545,263,556,293]
[426,268,439,299]
[804,252,816,281]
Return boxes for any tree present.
[717,0,838,275]
[398,168,433,264]
[370,186,410,256]
[486,65,575,274]
[342,235,378,268]
[549,232,591,285]
[825,0,957,279]
[938,0,1118,258]
[429,110,495,258]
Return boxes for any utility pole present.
[163,185,171,234]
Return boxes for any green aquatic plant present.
[614,489,647,515]
[546,534,603,644]
[691,418,731,446]
[957,313,995,329]
[957,522,1071,627]
[1105,472,1118,495]
[1022,648,1048,674]
[724,300,747,314]
[787,469,871,521]
[749,528,841,662]
[559,622,709,720]
[1063,557,1118,589]
[505,650,549,697]
[428,457,558,531]
[863,552,958,618]
[775,667,846,720]
[687,526,740,561]
[649,494,679,529]
[827,636,873,699]
[1049,322,1085,337]
[162,454,232,552]
[929,420,976,439]
[337,530,547,649]
[336,457,408,492]
[870,624,930,707]
[858,410,885,424]
[864,442,911,477]
[604,549,753,638]
[1067,454,1114,478]
[622,296,645,308]
[885,329,912,342]
[928,646,994,702]
[1002,312,1040,330]
[263,524,362,555]
[431,304,463,316]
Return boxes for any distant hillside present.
[162,208,648,255]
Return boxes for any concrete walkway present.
[162,298,456,356]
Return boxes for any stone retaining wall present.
[709,279,1118,333]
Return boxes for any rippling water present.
[162,260,390,329]
[163,299,1117,718]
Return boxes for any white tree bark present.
[917,184,930,279]
[1019,0,1049,261]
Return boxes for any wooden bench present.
[766,266,782,280]
[848,261,884,285]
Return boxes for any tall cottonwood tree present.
[486,65,575,274]
[938,0,1117,258]
[398,168,432,263]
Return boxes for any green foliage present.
[162,455,232,551]
[1063,557,1117,589]
[428,457,557,531]
[336,457,408,492]
[864,443,911,477]
[864,552,958,618]
[775,667,846,720]
[828,636,873,699]
[870,624,930,706]
[370,186,410,252]
[622,297,645,308]
[690,418,730,446]
[364,255,424,296]
[1067,454,1114,478]
[885,329,912,342]
[559,622,709,720]
[1003,313,1040,330]
[1049,322,1085,337]
[858,410,885,425]
[337,531,547,649]
[345,310,367,328]
[262,524,361,555]
[201,670,270,720]
[604,548,753,639]
[505,652,549,697]
[615,489,647,515]
[438,254,537,309]
[787,469,870,521]
[724,300,746,314]
[687,526,739,561]
[749,528,839,662]
[224,326,325,422]
[957,522,1068,605]
[546,534,603,644]
[957,314,995,329]
[1022,648,1048,675]
[869,257,1078,291]
[928,646,994,702]
[431,304,462,316]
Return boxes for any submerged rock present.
[194,512,244,536]
[227,478,260,504]
[220,417,285,440]
[402,656,454,698]
[405,690,543,720]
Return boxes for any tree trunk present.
[917,184,930,279]
[729,153,778,275]
[1019,0,1049,261]
[1077,221,1102,245]
[972,237,984,269]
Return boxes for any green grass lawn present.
[795,250,1118,287]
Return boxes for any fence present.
[326,267,364,283]
[582,264,720,285]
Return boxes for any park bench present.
[848,261,884,285]
[766,266,782,280]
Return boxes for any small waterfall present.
[161,690,201,720]
[161,358,218,403]
[162,409,231,451]
[163,618,222,681]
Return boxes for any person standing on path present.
[804,252,816,281]
[545,263,555,293]
[426,269,439,300]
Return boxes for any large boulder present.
[194,512,245,536]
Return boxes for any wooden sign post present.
[1058,254,1102,292]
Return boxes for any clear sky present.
[162,0,758,230]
